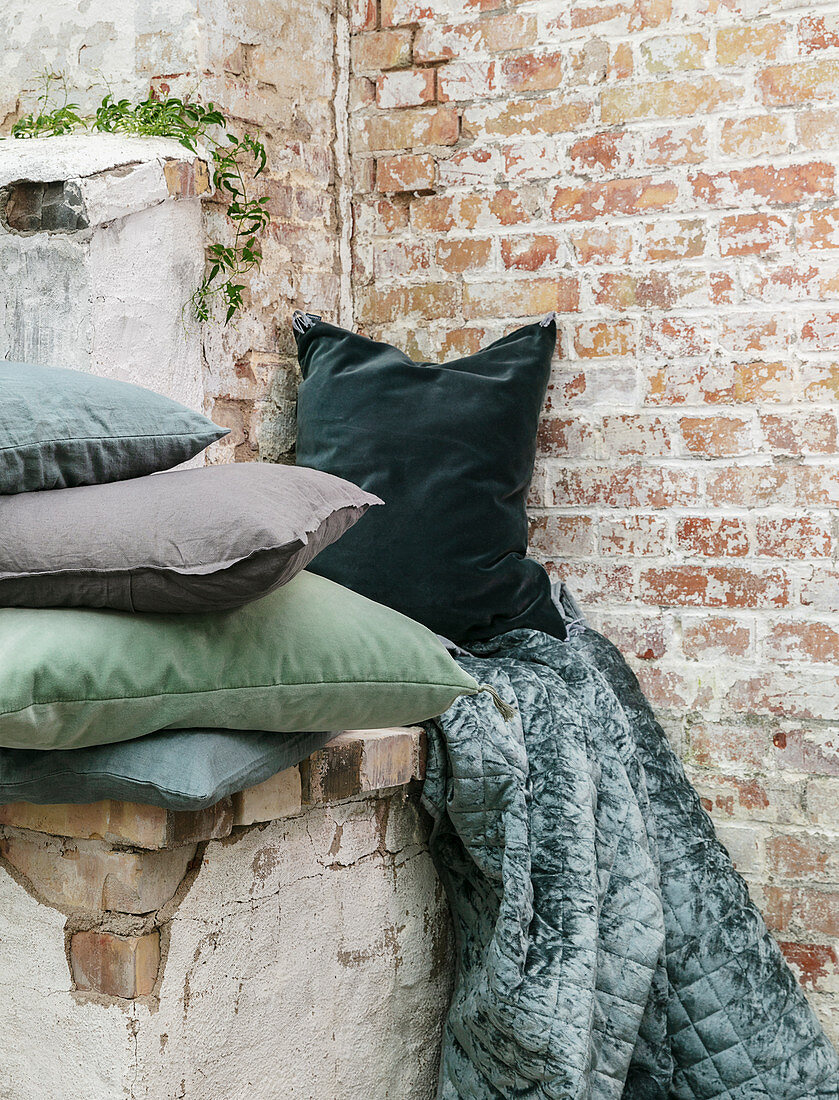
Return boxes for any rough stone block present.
[301,728,423,804]
[232,767,303,826]
[0,830,195,914]
[0,798,233,850]
[70,930,160,999]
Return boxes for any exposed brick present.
[376,69,435,109]
[356,106,459,152]
[644,124,707,166]
[350,0,377,33]
[728,672,839,721]
[763,886,839,937]
[552,176,678,221]
[644,317,712,356]
[301,729,423,802]
[591,270,705,311]
[462,97,592,139]
[412,188,529,231]
[797,208,839,251]
[587,613,670,660]
[800,14,839,53]
[719,115,789,159]
[462,277,579,319]
[500,51,563,95]
[717,23,786,65]
[71,931,160,1000]
[682,617,752,659]
[641,33,708,73]
[373,239,431,278]
[797,107,839,151]
[765,622,839,665]
[691,164,835,207]
[529,514,596,557]
[550,465,702,508]
[568,131,635,176]
[435,237,493,273]
[0,830,195,914]
[599,514,668,556]
[676,517,750,557]
[761,413,838,455]
[602,76,739,124]
[760,61,839,107]
[500,234,564,272]
[600,414,672,456]
[232,766,303,826]
[574,319,636,358]
[376,153,436,192]
[756,517,834,558]
[680,415,752,456]
[780,942,839,993]
[536,417,597,458]
[352,30,413,72]
[640,565,790,608]
[568,0,672,34]
[437,61,497,103]
[569,225,633,264]
[719,213,789,257]
[640,219,706,262]
[687,719,768,770]
[413,13,537,62]
[0,799,231,850]
[356,282,458,323]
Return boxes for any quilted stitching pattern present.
[423,627,839,1099]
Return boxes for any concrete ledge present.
[0,728,427,1000]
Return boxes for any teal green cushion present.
[0,729,334,811]
[0,571,480,750]
[0,362,228,493]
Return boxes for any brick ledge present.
[0,727,426,849]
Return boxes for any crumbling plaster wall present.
[1,0,348,462]
[0,791,452,1100]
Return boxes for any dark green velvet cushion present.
[0,729,334,811]
[294,318,567,644]
[0,362,228,493]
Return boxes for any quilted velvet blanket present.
[423,593,839,1099]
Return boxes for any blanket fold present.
[423,608,839,1099]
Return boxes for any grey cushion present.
[0,361,228,493]
[0,729,334,810]
[0,463,381,612]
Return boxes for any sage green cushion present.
[0,362,228,493]
[0,571,480,750]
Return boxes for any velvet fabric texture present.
[294,318,567,645]
[423,598,839,1098]
[0,362,227,493]
[0,463,381,612]
[0,729,334,811]
[0,571,481,750]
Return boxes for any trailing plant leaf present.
[7,73,270,326]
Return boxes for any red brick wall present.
[349,0,839,1037]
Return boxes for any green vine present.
[8,72,269,325]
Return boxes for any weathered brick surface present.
[349,0,839,1040]
[70,931,160,1000]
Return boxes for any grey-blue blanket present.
[423,617,839,1099]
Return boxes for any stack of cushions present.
[0,363,483,809]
